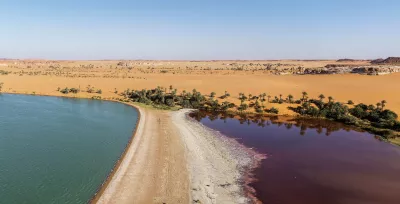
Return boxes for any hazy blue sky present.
[0,0,399,60]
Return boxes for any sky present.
[0,0,399,60]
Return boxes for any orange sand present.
[0,60,399,115]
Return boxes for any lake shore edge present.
[7,92,398,203]
[89,103,142,203]
[2,92,264,203]
[0,92,150,203]
[173,109,265,203]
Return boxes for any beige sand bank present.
[95,105,260,204]
[95,106,189,204]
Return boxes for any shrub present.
[380,109,398,120]
[267,107,279,114]
[349,106,368,119]
[60,87,69,94]
[69,88,79,94]
[166,98,174,107]
[306,106,320,117]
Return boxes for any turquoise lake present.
[0,94,139,204]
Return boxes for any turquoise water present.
[0,94,139,204]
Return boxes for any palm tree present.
[381,100,387,110]
[260,96,265,110]
[288,94,294,103]
[279,94,282,101]
[376,102,382,110]
[328,96,333,103]
[302,91,308,102]
[318,94,325,101]
[169,85,173,93]
[210,92,216,99]
[262,93,267,101]
[267,95,271,103]
[171,89,177,98]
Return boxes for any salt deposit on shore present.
[172,109,264,204]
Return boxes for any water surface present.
[191,112,400,204]
[0,94,138,204]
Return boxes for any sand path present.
[95,107,189,204]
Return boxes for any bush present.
[69,88,79,94]
[60,87,69,94]
[349,106,368,119]
[306,106,320,117]
[366,110,381,122]
[310,99,324,109]
[338,114,358,125]
[166,98,174,107]
[267,107,279,114]
[255,107,263,113]
[380,110,398,120]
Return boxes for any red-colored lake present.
[190,112,400,204]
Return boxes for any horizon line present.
[0,58,386,61]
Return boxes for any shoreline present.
[89,103,143,203]
[1,92,145,203]
[2,92,399,203]
[1,92,266,203]
[172,109,265,203]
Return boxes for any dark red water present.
[190,112,400,204]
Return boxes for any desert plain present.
[1,59,399,115]
[1,58,400,203]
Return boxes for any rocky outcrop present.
[370,58,385,64]
[269,65,400,76]
[336,58,356,62]
[371,57,400,65]
[351,66,400,75]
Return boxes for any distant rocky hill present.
[371,57,400,65]
[336,59,356,62]
[269,65,400,76]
